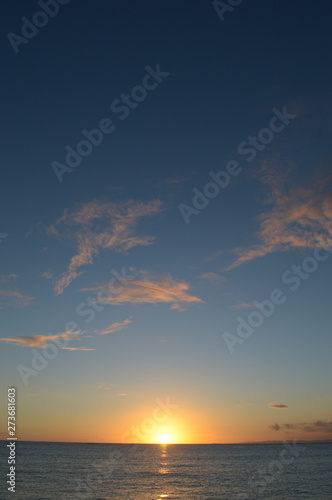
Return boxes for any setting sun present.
[159,434,169,444]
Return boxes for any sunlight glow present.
[159,434,169,444]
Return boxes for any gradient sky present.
[1,0,332,444]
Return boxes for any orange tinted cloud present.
[232,302,254,309]
[62,347,95,351]
[46,199,162,295]
[200,272,224,283]
[226,164,332,270]
[0,330,83,348]
[0,288,35,309]
[95,317,132,335]
[269,404,288,409]
[270,420,332,433]
[82,271,203,310]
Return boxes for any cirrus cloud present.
[46,199,163,295]
[80,270,203,311]
[0,288,35,309]
[94,317,133,335]
[226,163,332,270]
[0,330,83,348]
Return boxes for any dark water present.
[0,441,331,499]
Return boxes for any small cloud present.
[205,250,224,262]
[62,347,95,351]
[269,423,281,431]
[117,393,127,396]
[160,176,186,186]
[95,317,132,335]
[232,302,254,309]
[41,269,54,279]
[96,382,112,390]
[158,339,167,342]
[269,404,289,409]
[0,330,84,348]
[317,396,326,399]
[0,289,35,309]
[200,272,225,283]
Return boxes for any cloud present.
[46,199,163,295]
[1,274,18,282]
[232,302,254,309]
[160,176,186,186]
[269,423,281,431]
[95,317,132,335]
[62,347,95,351]
[41,269,54,279]
[0,330,83,348]
[317,396,326,399]
[226,164,332,270]
[205,250,224,262]
[117,393,127,396]
[96,382,112,390]
[0,289,35,309]
[270,420,332,433]
[81,270,203,310]
[200,272,225,283]
[269,404,289,409]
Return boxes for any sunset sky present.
[1,1,332,444]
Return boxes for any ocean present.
[0,442,331,499]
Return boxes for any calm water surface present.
[0,442,331,499]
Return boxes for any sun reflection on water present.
[158,444,170,475]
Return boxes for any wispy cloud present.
[0,288,35,309]
[41,269,54,279]
[270,420,332,433]
[200,272,224,283]
[232,302,254,309]
[205,250,224,262]
[46,199,163,295]
[269,404,289,409]
[226,164,332,270]
[0,330,83,348]
[81,270,203,311]
[95,317,132,335]
[1,274,18,282]
[96,382,112,390]
[62,347,95,351]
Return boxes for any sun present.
[159,434,169,444]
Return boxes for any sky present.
[0,0,332,444]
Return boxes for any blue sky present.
[0,0,332,443]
